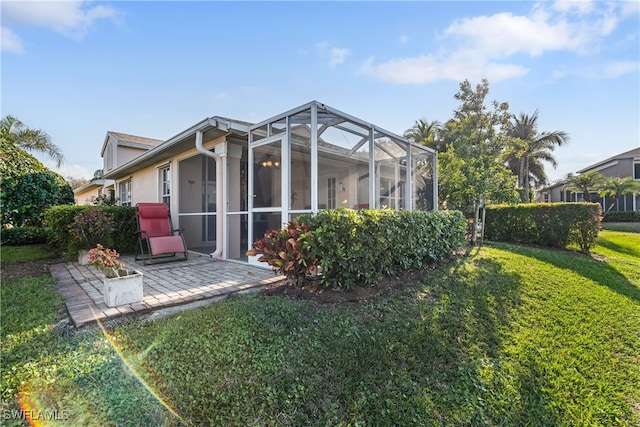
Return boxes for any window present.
[160,165,171,206]
[634,162,640,180]
[327,177,336,209]
[119,179,132,206]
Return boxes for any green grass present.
[0,245,58,263]
[1,234,639,426]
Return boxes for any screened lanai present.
[247,101,438,263]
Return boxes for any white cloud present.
[444,11,581,57]
[329,47,350,68]
[44,161,93,180]
[552,0,595,15]
[359,52,528,84]
[1,0,120,52]
[601,60,639,78]
[1,27,24,54]
[360,1,635,85]
[315,42,351,68]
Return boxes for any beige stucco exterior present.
[74,185,102,205]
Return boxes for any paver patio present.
[50,253,284,328]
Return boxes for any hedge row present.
[1,226,55,246]
[602,210,640,223]
[296,208,466,290]
[44,205,138,258]
[484,203,601,253]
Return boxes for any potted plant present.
[69,208,115,265]
[87,244,143,307]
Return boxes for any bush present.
[0,172,74,227]
[0,138,74,227]
[44,205,137,257]
[1,226,54,245]
[484,203,601,253]
[602,211,640,223]
[293,208,466,290]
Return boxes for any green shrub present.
[247,222,319,287]
[44,205,137,257]
[0,138,74,227]
[295,208,466,290]
[0,172,74,227]
[484,203,601,253]
[0,226,54,245]
[602,211,640,223]
[43,205,84,250]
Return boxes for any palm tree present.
[598,176,640,216]
[403,118,444,152]
[506,110,569,202]
[0,115,63,167]
[565,171,604,202]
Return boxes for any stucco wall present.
[118,145,149,168]
[74,187,101,205]
[587,158,633,179]
[118,136,225,241]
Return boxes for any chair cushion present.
[138,204,171,218]
[149,236,185,255]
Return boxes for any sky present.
[2,0,639,183]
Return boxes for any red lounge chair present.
[135,203,188,264]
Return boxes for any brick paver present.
[50,253,284,327]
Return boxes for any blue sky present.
[2,1,639,183]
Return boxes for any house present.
[74,132,163,204]
[539,147,640,211]
[85,101,438,265]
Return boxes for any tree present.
[506,110,569,202]
[598,176,640,216]
[403,118,445,152]
[565,171,604,202]
[67,176,89,190]
[439,79,519,243]
[0,138,73,226]
[0,115,64,167]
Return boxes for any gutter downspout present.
[195,130,223,259]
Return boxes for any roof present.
[102,100,436,180]
[102,116,251,179]
[73,178,115,195]
[540,180,567,191]
[101,131,164,156]
[215,116,254,127]
[577,147,640,173]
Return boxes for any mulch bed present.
[262,253,465,304]
[1,247,65,279]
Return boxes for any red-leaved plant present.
[69,208,115,250]
[246,221,318,287]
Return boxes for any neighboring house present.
[73,178,115,205]
[539,147,640,211]
[74,132,163,205]
[88,101,437,265]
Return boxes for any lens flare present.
[94,314,185,424]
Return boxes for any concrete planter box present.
[78,249,90,265]
[103,270,143,307]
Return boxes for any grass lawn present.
[1,232,639,426]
